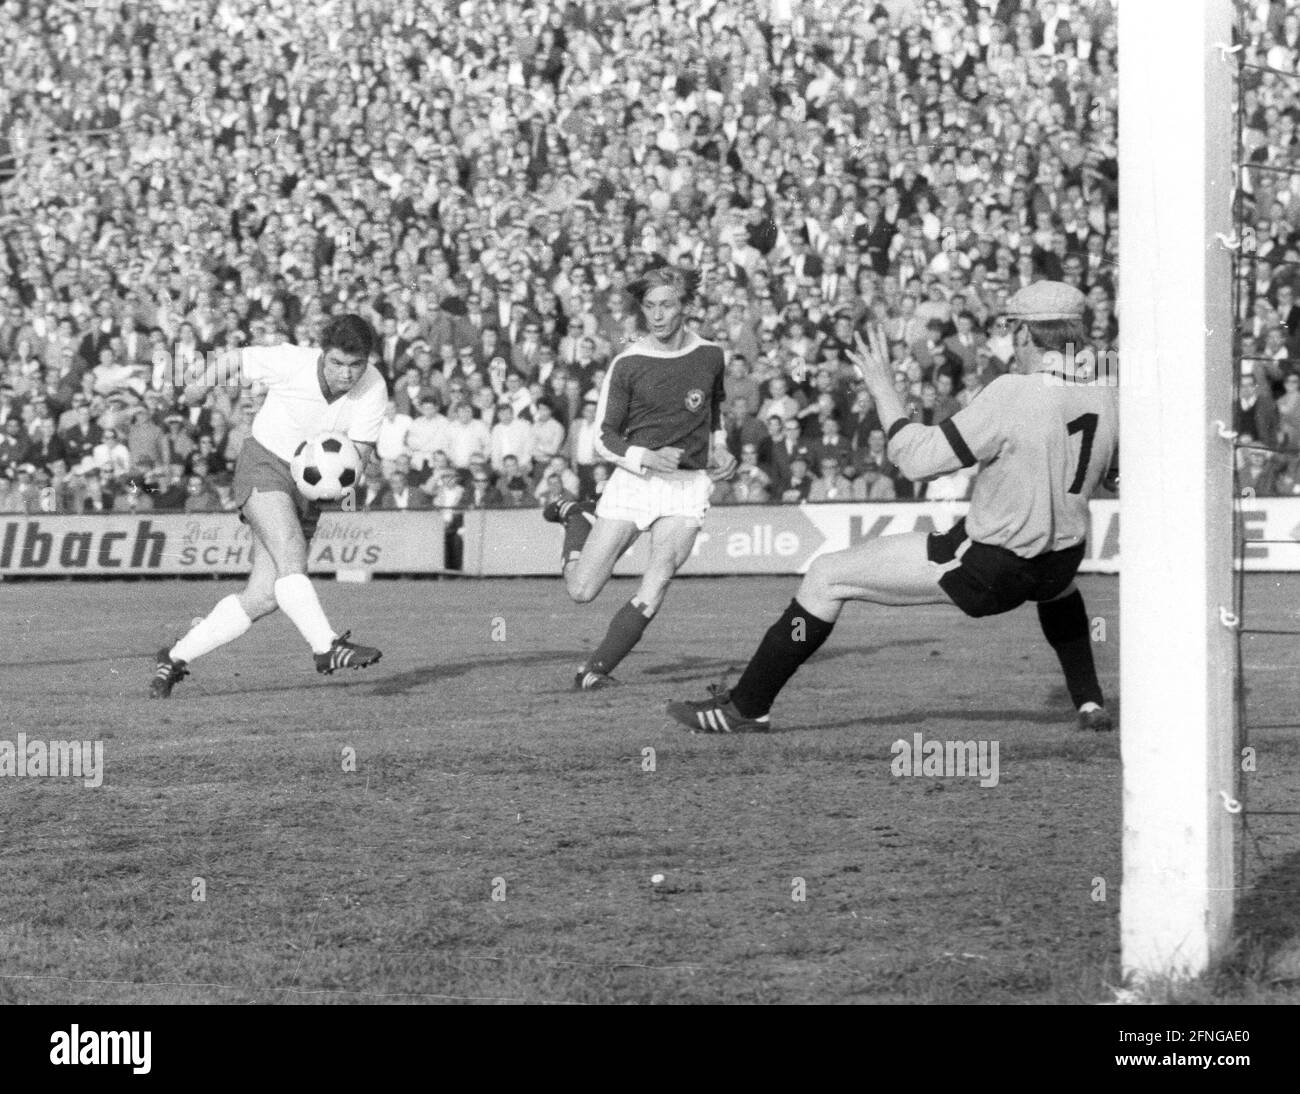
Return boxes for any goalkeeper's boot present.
[574,666,620,691]
[315,631,382,675]
[666,684,772,734]
[149,647,190,699]
[1077,704,1114,732]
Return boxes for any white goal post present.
[1118,0,1237,980]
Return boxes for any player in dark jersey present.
[543,262,736,689]
[667,281,1118,733]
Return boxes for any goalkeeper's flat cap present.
[1005,280,1086,320]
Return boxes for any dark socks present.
[1037,589,1104,708]
[731,598,836,718]
[561,506,593,564]
[587,598,654,675]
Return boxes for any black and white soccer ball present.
[290,431,362,502]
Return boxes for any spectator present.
[781,455,815,504]
[21,414,66,469]
[407,396,453,473]
[183,473,223,514]
[0,0,1123,515]
[92,427,132,480]
[464,466,503,508]
[1277,372,1300,451]
[126,404,168,472]
[1239,445,1286,498]
[446,401,491,469]
[566,395,603,497]
[500,475,536,508]
[759,374,801,424]
[370,468,431,511]
[808,417,852,471]
[724,396,767,461]
[528,401,566,479]
[376,399,414,463]
[490,403,533,474]
[808,457,855,502]
[724,355,762,416]
[766,417,810,494]
[0,465,41,513]
[731,444,773,504]
[0,417,27,474]
[149,463,189,511]
[185,433,227,480]
[113,468,156,513]
[1236,373,1280,445]
[71,465,114,514]
[162,413,196,468]
[932,374,963,423]
[853,466,898,501]
[535,468,576,510]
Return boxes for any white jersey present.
[242,344,387,462]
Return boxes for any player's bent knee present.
[801,556,834,595]
[1041,580,1078,603]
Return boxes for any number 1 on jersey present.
[1067,413,1098,494]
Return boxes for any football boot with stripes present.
[574,667,619,691]
[315,631,382,675]
[148,647,190,699]
[543,497,596,525]
[666,684,772,734]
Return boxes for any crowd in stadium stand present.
[0,0,1211,526]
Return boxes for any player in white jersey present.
[149,315,387,697]
[668,281,1119,733]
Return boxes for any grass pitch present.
[0,573,1296,1004]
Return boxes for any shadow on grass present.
[1219,849,1300,990]
[638,638,942,684]
[780,707,1069,733]
[0,652,158,670]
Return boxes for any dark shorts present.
[232,436,322,540]
[927,518,1086,619]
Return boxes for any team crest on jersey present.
[685,388,705,411]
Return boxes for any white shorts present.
[596,466,712,531]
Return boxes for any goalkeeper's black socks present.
[587,597,655,675]
[1037,589,1105,709]
[730,598,836,718]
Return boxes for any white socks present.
[169,576,335,663]
[273,573,335,654]
[171,595,252,664]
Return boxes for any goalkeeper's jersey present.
[887,371,1119,558]
[242,344,387,463]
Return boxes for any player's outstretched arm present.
[180,347,246,405]
[849,327,907,434]
[850,327,1000,483]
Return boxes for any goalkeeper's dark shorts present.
[232,436,322,541]
[927,517,1086,619]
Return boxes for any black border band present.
[940,418,978,468]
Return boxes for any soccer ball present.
[290,432,361,502]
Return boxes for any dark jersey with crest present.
[593,333,726,473]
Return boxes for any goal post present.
[1118,0,1237,980]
